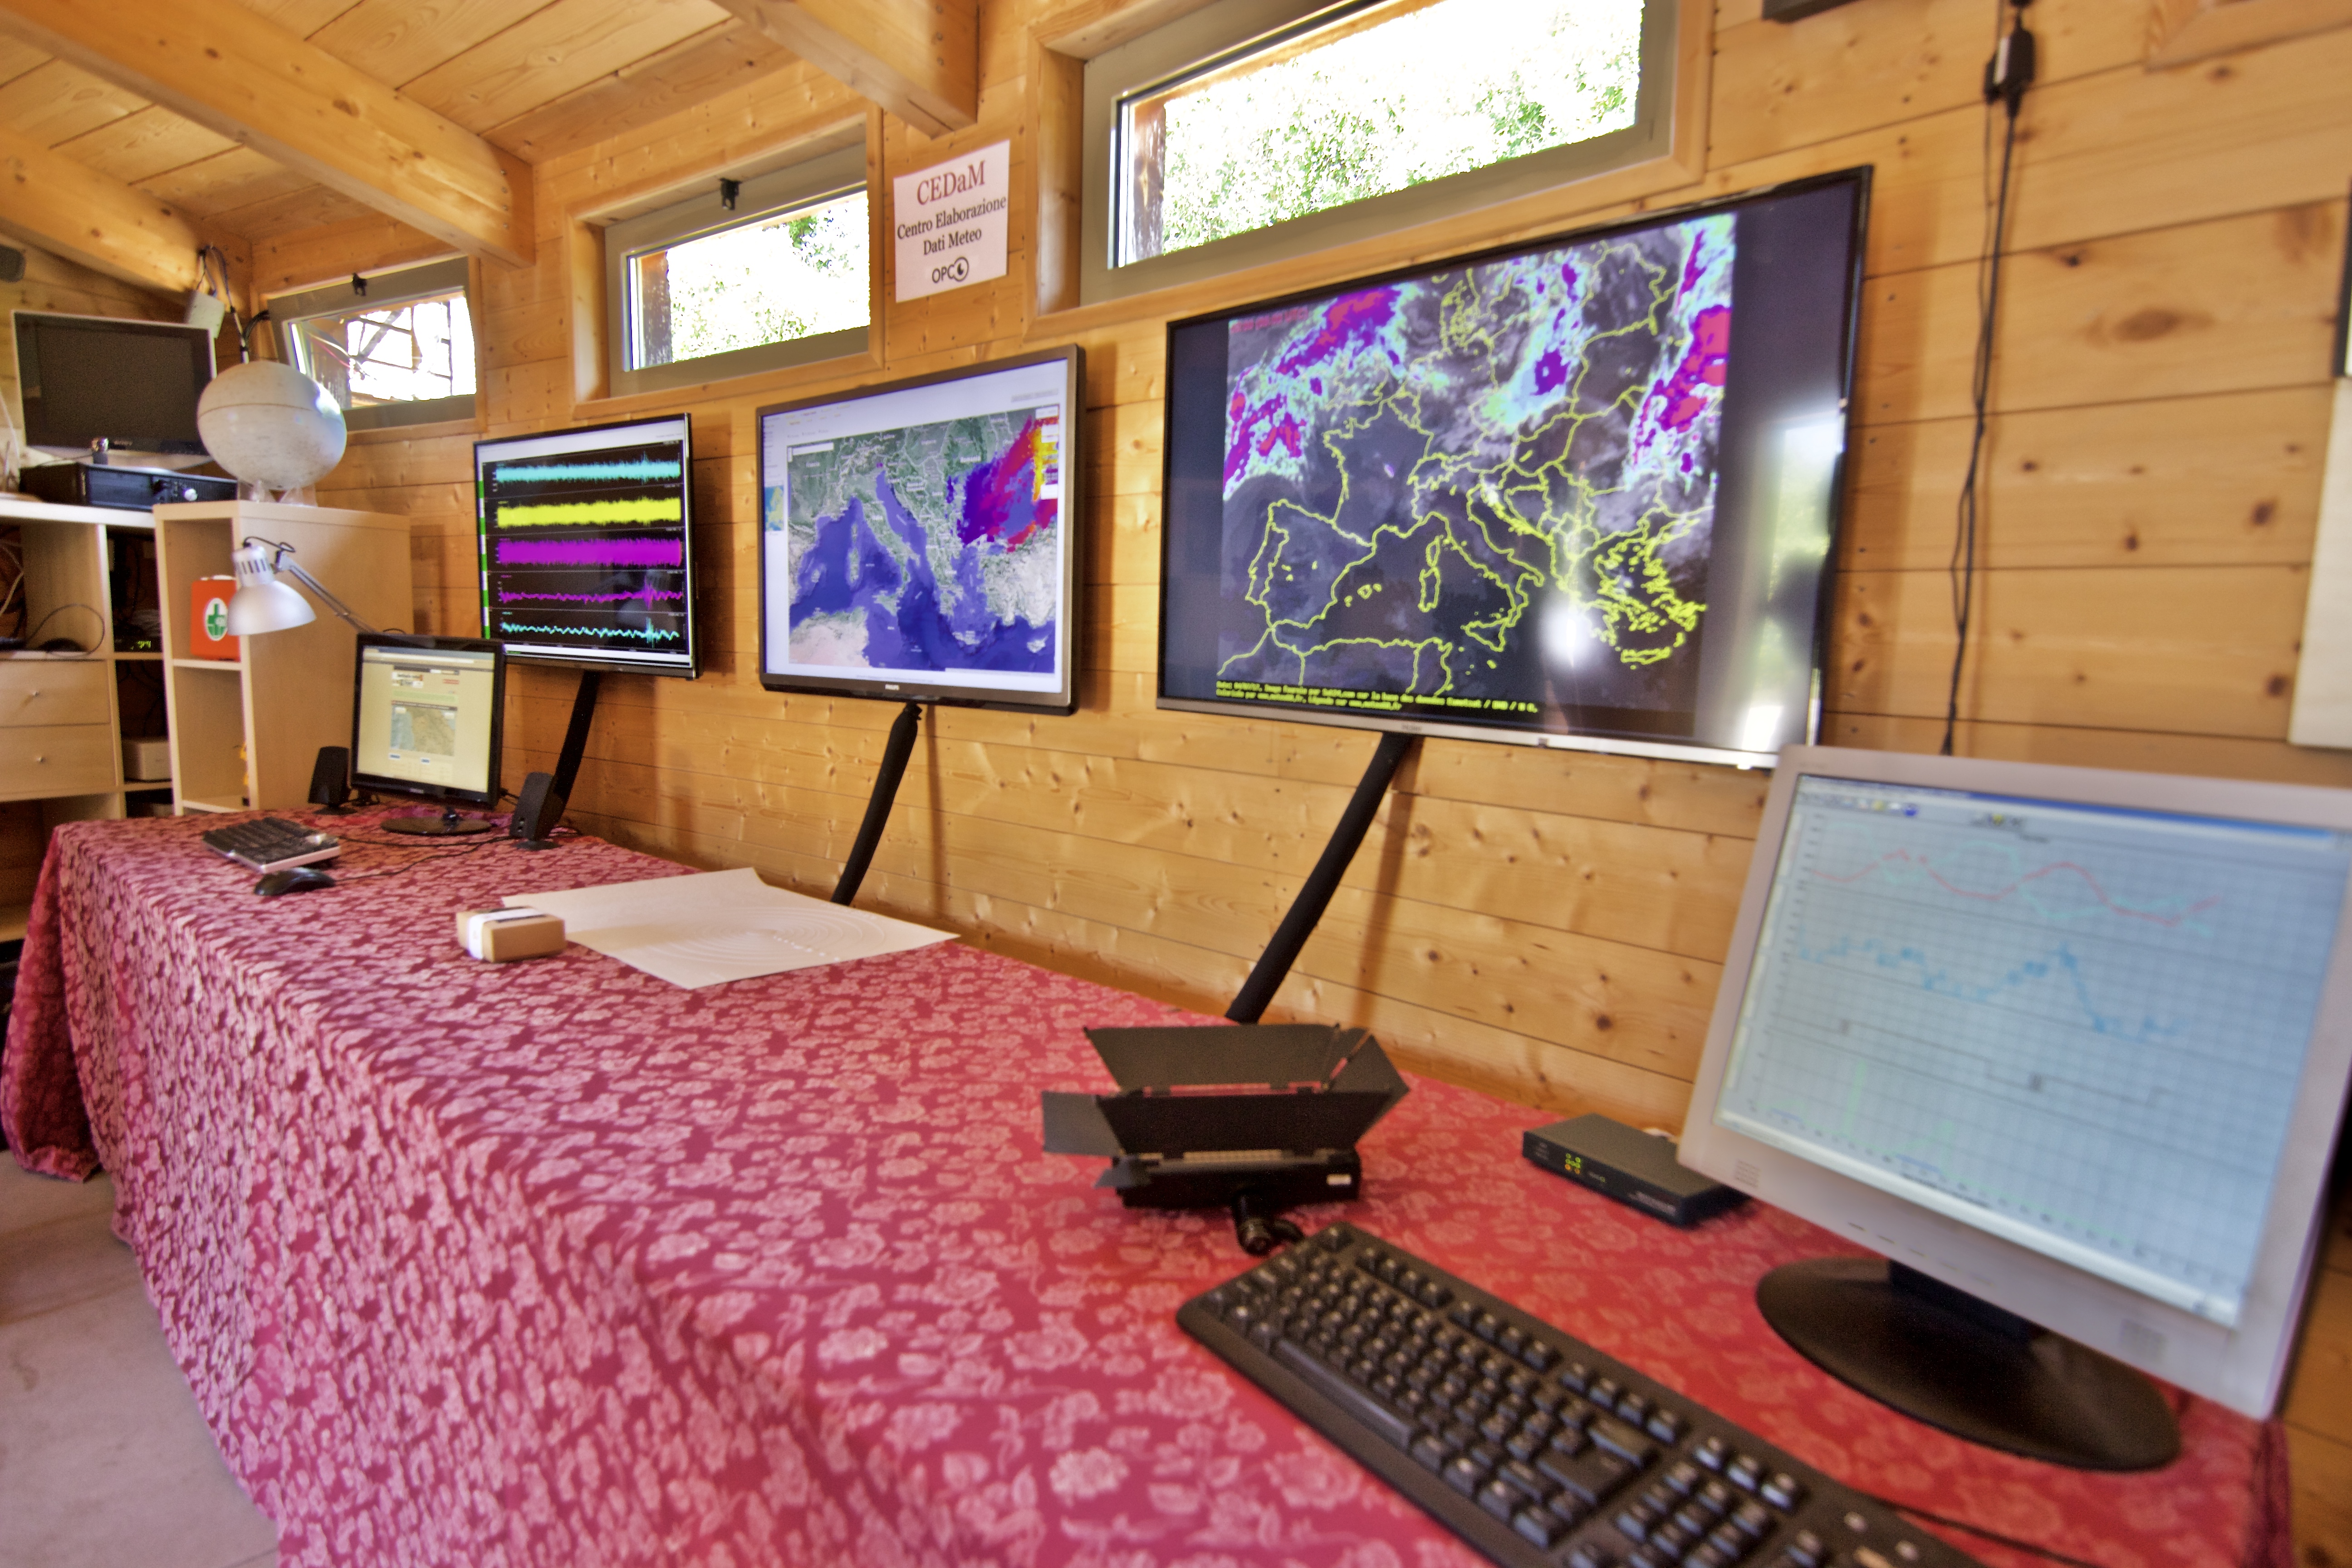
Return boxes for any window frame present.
[271,256,478,432]
[601,144,872,399]
[1077,0,1684,306]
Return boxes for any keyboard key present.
[1542,1446,1636,1506]
[1411,1433,1455,1471]
[1567,1544,1616,1568]
[1513,1506,1568,1549]
[1614,1499,1663,1541]
[1728,1454,1764,1491]
[1647,1410,1688,1445]
[1478,1477,1521,1520]
[1442,1454,1490,1496]
[1588,1416,1658,1468]
[1762,1472,1806,1511]
[1694,1436,1730,1470]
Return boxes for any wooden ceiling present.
[0,0,969,295]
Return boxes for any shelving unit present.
[0,492,173,928]
[154,501,413,814]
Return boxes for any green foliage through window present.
[631,190,868,369]
[1122,0,1642,265]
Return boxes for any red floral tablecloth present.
[1,813,2289,1568]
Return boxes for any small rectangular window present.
[603,144,871,397]
[273,257,476,432]
[1080,0,1678,304]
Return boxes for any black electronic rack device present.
[1524,1115,1746,1228]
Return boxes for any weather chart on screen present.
[475,414,695,674]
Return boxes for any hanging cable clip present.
[1984,2,2037,116]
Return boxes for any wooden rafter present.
[0,0,534,267]
[710,0,974,136]
[0,121,203,294]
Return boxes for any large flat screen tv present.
[757,348,1081,714]
[14,310,216,456]
[474,413,697,678]
[1157,170,1869,767]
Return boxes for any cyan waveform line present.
[1797,931,2179,1043]
[495,536,682,568]
[500,622,682,643]
[495,588,686,605]
[492,459,681,484]
[1812,845,2220,933]
[497,497,683,528]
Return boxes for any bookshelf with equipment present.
[0,492,176,928]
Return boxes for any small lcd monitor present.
[1677,745,2352,1468]
[13,310,215,456]
[1156,170,1869,767]
[756,348,1081,713]
[474,414,697,678]
[351,635,506,836]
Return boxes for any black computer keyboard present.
[1179,1222,1983,1568]
[200,817,341,874]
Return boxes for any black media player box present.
[1523,1113,1747,1228]
[21,461,238,512]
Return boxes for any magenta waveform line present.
[496,536,683,567]
[1811,848,2221,928]
[494,589,687,605]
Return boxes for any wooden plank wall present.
[301,0,2352,1550]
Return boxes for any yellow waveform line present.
[495,497,684,528]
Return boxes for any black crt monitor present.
[1676,745,2352,1470]
[351,636,506,836]
[756,347,1082,713]
[474,414,698,678]
[1157,169,1869,767]
[12,310,215,456]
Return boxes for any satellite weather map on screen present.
[1158,172,1868,764]
[474,414,696,676]
[757,349,1081,712]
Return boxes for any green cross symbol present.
[205,598,228,641]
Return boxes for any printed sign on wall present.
[892,140,1010,303]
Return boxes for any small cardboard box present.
[188,577,238,661]
[455,907,566,963]
[122,736,171,782]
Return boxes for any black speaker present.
[511,770,569,849]
[309,746,350,812]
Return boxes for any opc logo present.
[931,257,970,285]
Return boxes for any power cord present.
[1941,0,2036,755]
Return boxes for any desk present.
[1,814,2289,1568]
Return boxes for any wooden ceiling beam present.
[0,121,204,294]
[711,0,974,136]
[0,0,533,268]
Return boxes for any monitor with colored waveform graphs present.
[474,413,696,677]
[1156,169,1868,767]
[1677,745,2352,1467]
[756,348,1080,713]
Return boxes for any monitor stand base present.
[1758,1257,2179,1471]
[382,808,495,837]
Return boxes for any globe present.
[195,360,348,492]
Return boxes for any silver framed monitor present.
[351,635,506,836]
[1677,745,2352,1465]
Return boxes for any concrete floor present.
[0,1155,278,1568]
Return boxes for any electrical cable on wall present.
[1943,0,2037,755]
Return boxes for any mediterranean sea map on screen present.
[774,406,1061,676]
[1215,212,1735,720]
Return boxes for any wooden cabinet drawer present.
[0,723,117,795]
[0,659,110,727]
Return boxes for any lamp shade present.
[226,539,316,635]
[227,578,315,635]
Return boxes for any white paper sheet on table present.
[505,866,954,988]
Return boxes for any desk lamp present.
[225,538,380,637]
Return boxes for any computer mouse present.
[254,866,335,897]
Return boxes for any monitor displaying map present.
[757,348,1081,713]
[1157,170,1869,766]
